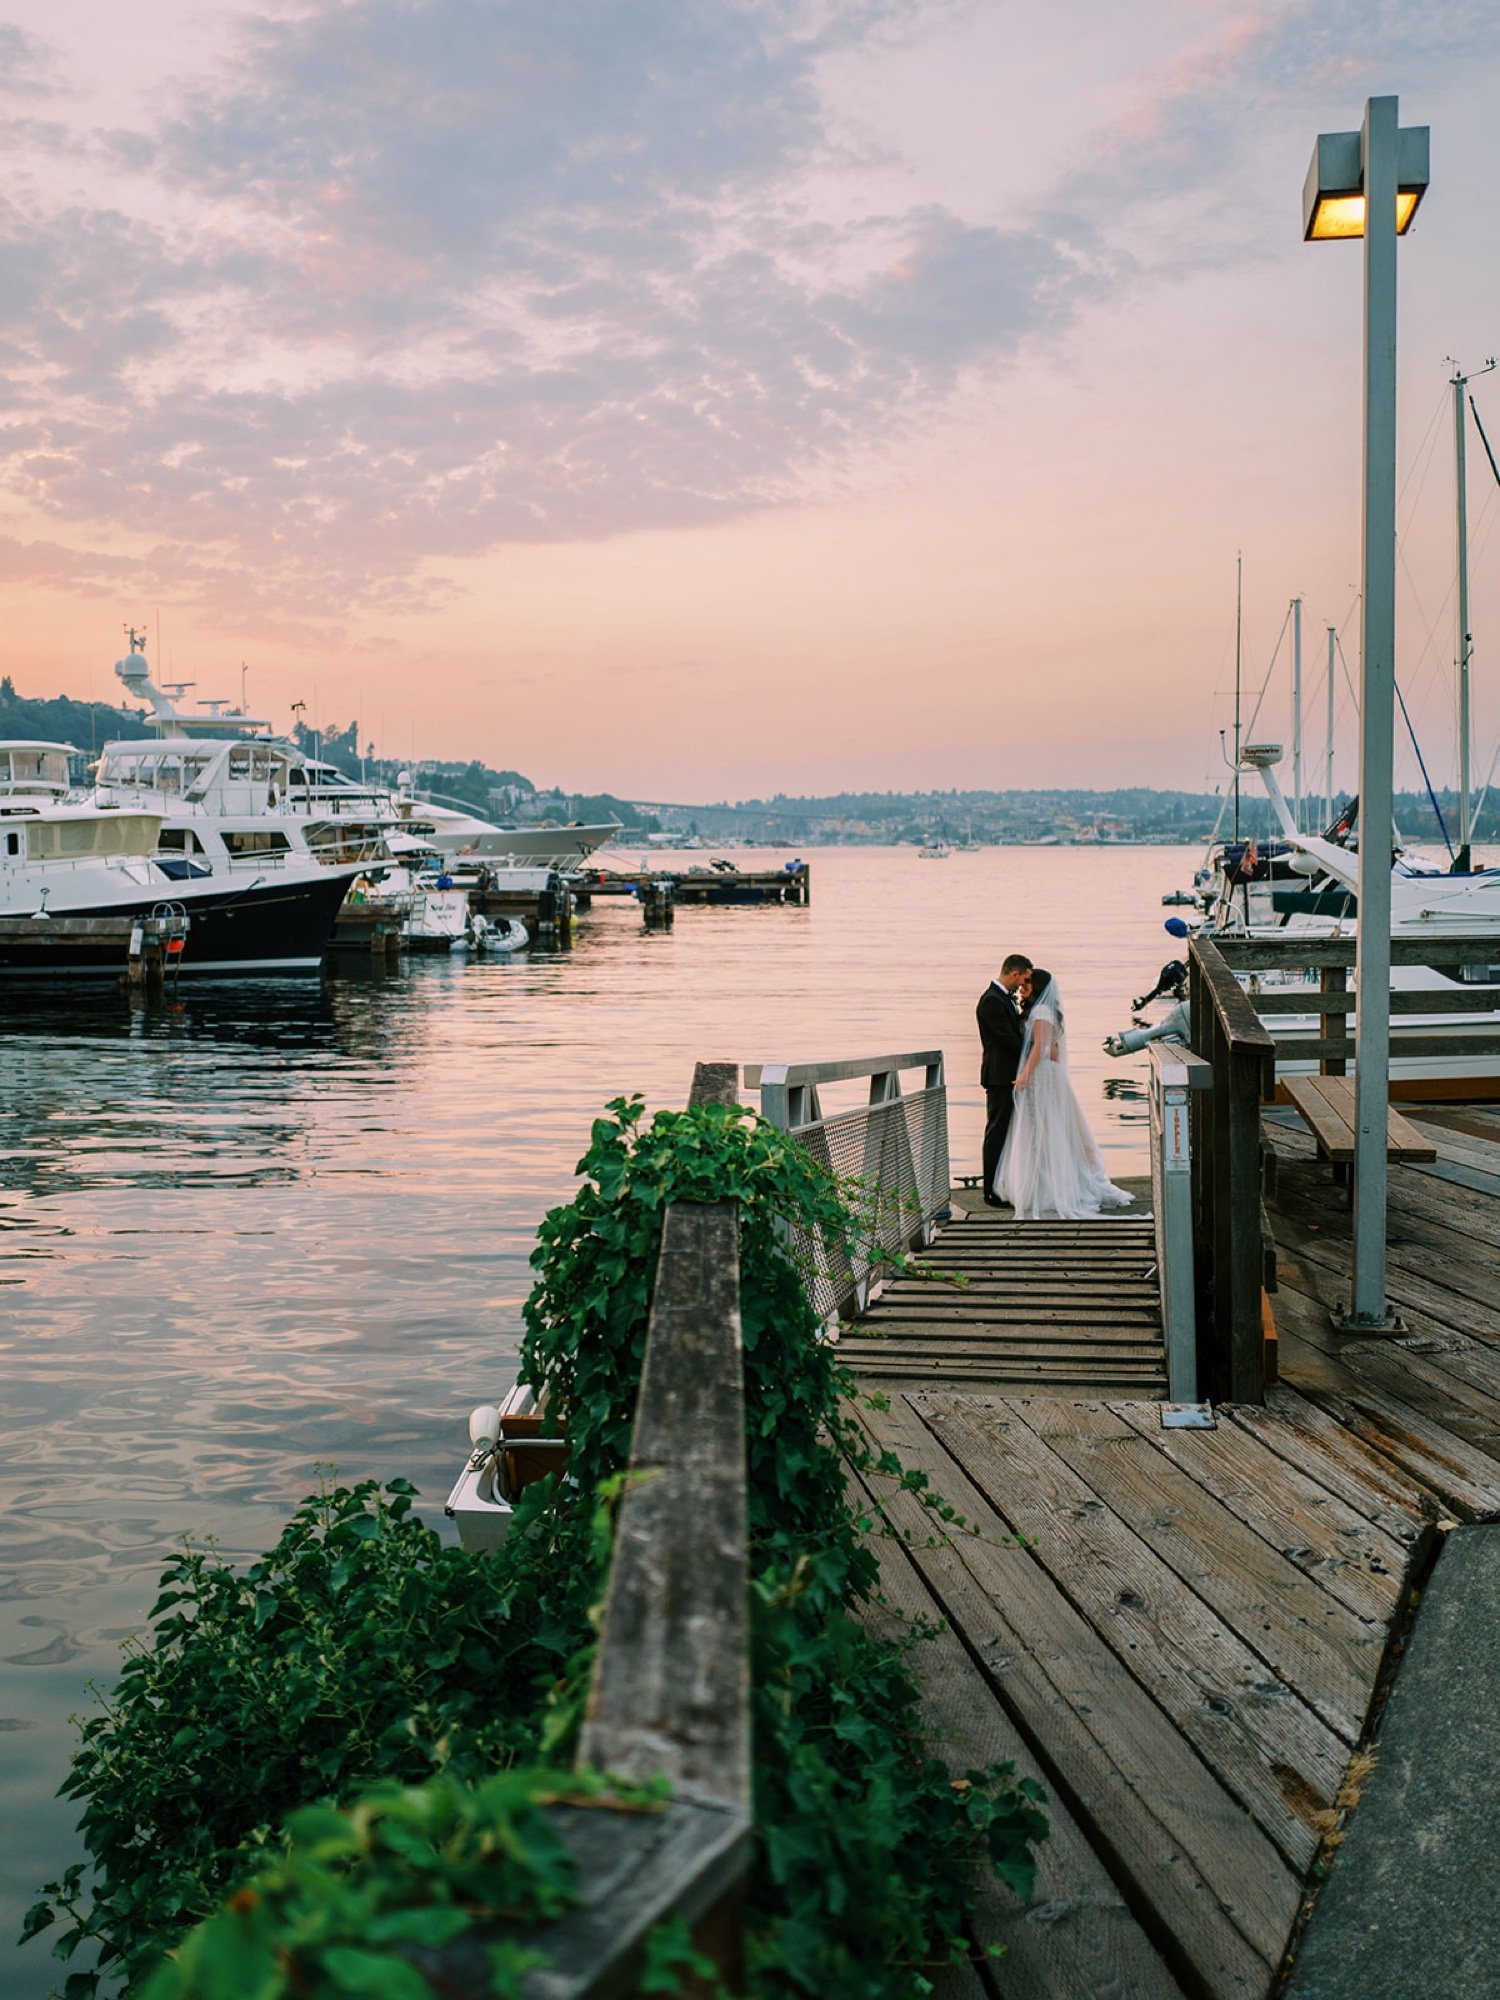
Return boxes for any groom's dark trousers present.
[977,980,1023,1200]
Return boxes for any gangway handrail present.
[750,1051,949,1321]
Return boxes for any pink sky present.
[2,1,1499,803]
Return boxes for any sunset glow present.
[1,2,1498,802]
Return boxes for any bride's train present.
[995,975,1132,1220]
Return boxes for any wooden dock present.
[577,861,810,906]
[0,912,187,986]
[848,1130,1500,1999]
[842,1190,1168,1398]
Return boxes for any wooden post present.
[1320,963,1349,1076]
[1189,940,1276,1405]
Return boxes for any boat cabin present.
[0,741,78,798]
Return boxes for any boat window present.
[158,828,205,855]
[1458,963,1500,986]
[222,829,292,855]
[9,749,69,785]
[4,831,17,855]
[227,746,253,779]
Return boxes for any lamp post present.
[1303,95,1429,1331]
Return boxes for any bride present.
[995,967,1132,1220]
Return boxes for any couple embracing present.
[977,953,1131,1221]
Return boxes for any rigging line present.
[1335,632,1361,715]
[1395,540,1459,721]
[1395,677,1455,857]
[1471,393,1500,493]
[1470,733,1500,832]
[1241,601,1293,745]
[1397,382,1449,540]
[1398,380,1448,504]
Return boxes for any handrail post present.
[1148,1043,1212,1404]
[1320,963,1350,1076]
[1189,941,1276,1405]
[510,1060,752,2000]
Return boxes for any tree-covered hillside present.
[0,678,146,754]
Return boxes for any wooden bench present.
[1280,1075,1437,1189]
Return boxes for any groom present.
[977,953,1033,1205]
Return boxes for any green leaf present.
[318,1945,435,1997]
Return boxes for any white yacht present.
[111,643,621,870]
[0,757,352,978]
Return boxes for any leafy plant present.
[27,1092,1046,1999]
[24,1478,604,1996]
[523,1096,1048,1995]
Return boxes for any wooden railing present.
[1188,932,1500,1401]
[532,1058,752,1997]
[1209,933,1500,1075]
[1188,939,1276,1405]
[423,1061,751,1997]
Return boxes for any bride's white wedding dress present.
[995,988,1132,1220]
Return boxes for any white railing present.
[1147,1041,1212,1406]
[745,1052,949,1322]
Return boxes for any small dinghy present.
[469,914,530,954]
[445,1382,567,1549]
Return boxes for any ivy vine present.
[25,1093,1046,1998]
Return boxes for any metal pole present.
[1347,95,1398,1329]
[1292,596,1303,831]
[1454,364,1473,863]
[1326,625,1336,824]
[1233,553,1243,843]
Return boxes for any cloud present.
[1065,0,1500,270]
[0,0,1096,619]
[0,23,64,101]
[29,1,1481,620]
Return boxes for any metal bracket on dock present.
[1160,1404,1217,1430]
[1329,1304,1410,1337]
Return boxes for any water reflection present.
[0,846,1192,1994]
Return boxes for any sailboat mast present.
[1326,624,1336,823]
[1291,595,1303,833]
[1233,553,1243,843]
[1454,363,1473,861]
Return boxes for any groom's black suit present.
[977,979,1024,1201]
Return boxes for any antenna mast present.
[1233,553,1243,843]
[1326,625,1336,823]
[1447,355,1496,868]
[1291,595,1303,832]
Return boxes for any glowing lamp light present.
[1303,126,1429,241]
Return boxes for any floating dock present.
[577,861,810,906]
[0,912,188,987]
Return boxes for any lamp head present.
[1303,121,1429,241]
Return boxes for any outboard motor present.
[1132,959,1188,1010]
[1103,1001,1190,1058]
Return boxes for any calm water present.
[0,843,1195,1990]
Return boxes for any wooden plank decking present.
[843,1184,1167,1398]
[848,1132,1500,2000]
